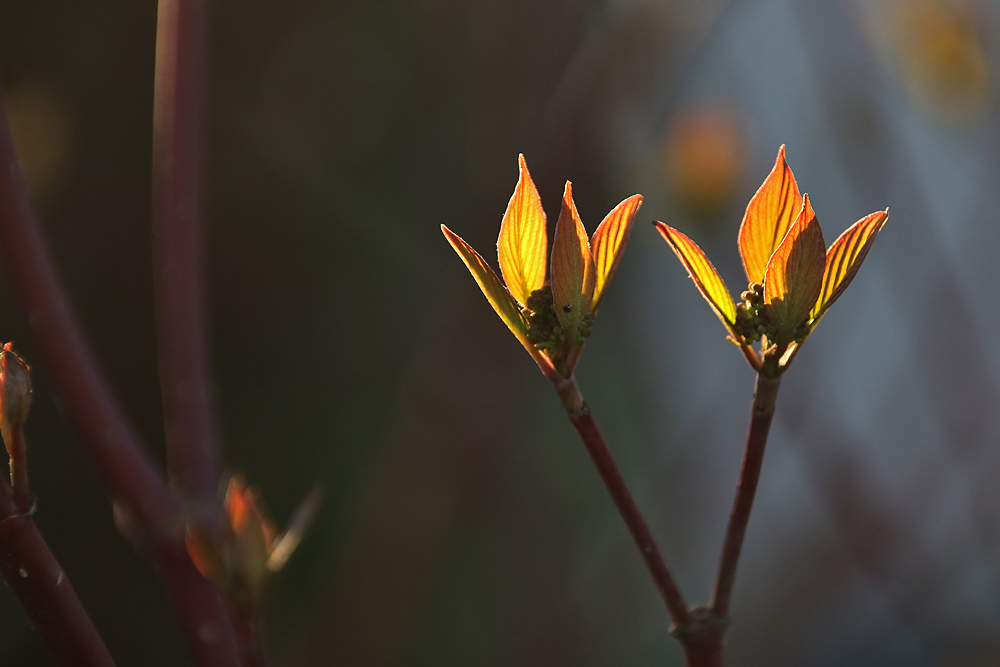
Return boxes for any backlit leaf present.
[811,209,889,324]
[590,194,641,313]
[763,194,826,339]
[738,145,802,284]
[442,225,530,345]
[497,154,547,306]
[551,182,596,333]
[654,222,738,337]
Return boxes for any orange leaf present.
[738,145,802,284]
[185,527,222,582]
[442,225,530,344]
[551,182,596,333]
[811,209,889,324]
[763,194,826,338]
[590,194,641,313]
[497,154,547,306]
[654,222,738,337]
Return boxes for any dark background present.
[1,0,999,665]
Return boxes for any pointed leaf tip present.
[442,225,529,344]
[551,182,596,332]
[763,194,826,338]
[811,208,889,324]
[654,222,738,336]
[591,194,641,312]
[739,145,802,284]
[498,155,547,306]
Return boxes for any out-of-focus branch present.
[0,57,242,667]
[155,539,242,667]
[153,0,220,502]
[0,92,176,528]
[0,496,116,667]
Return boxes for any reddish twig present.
[155,539,242,667]
[0,499,115,667]
[0,92,175,528]
[0,57,243,667]
[230,608,266,667]
[552,376,691,630]
[680,634,725,667]
[710,373,781,618]
[150,4,245,662]
[153,0,220,501]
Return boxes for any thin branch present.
[153,0,220,501]
[552,376,691,629]
[710,373,781,618]
[229,609,266,667]
[0,93,176,528]
[155,540,242,667]
[680,636,724,667]
[0,73,243,667]
[0,501,115,667]
[149,8,245,659]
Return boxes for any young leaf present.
[442,225,530,343]
[551,182,596,333]
[654,222,739,337]
[590,194,641,313]
[738,145,802,284]
[811,209,889,324]
[763,194,826,338]
[497,154,547,306]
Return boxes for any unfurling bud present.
[0,343,32,510]
[186,476,320,615]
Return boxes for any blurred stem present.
[230,609,266,667]
[0,498,115,666]
[151,4,245,662]
[0,89,175,530]
[0,45,243,667]
[710,373,781,618]
[680,635,724,667]
[153,0,221,501]
[155,539,243,667]
[551,376,691,630]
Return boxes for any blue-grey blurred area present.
[0,0,999,665]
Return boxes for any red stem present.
[230,608,266,667]
[0,502,115,666]
[681,636,724,667]
[0,91,175,528]
[710,373,781,618]
[0,62,243,667]
[553,376,691,629]
[155,539,242,667]
[150,6,245,662]
[153,0,220,501]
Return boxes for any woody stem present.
[229,609,266,667]
[0,485,115,667]
[552,376,691,629]
[153,0,221,502]
[710,373,781,618]
[0,22,243,667]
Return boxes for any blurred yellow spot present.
[888,0,991,120]
[4,81,71,199]
[664,106,744,223]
